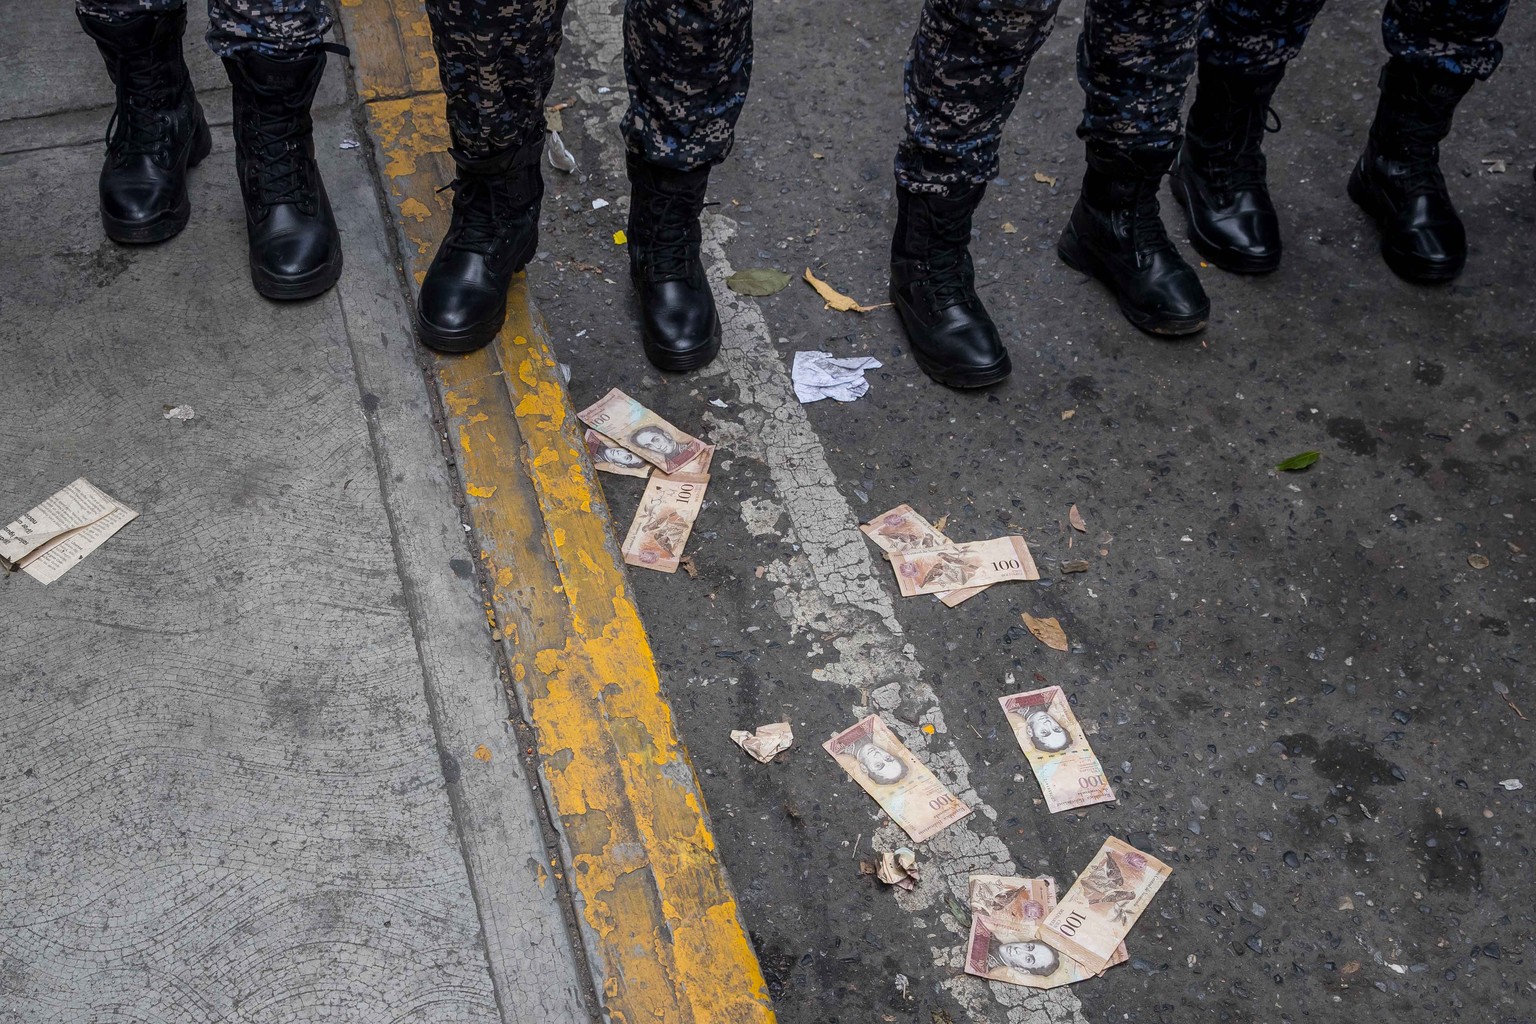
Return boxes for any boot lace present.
[911,201,975,310]
[1382,119,1448,198]
[439,177,508,255]
[245,103,312,210]
[104,58,176,166]
[1129,179,1174,260]
[1199,106,1280,202]
[642,193,710,281]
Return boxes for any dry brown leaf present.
[679,555,699,578]
[1068,504,1087,532]
[1033,171,1058,187]
[1467,554,1490,569]
[1021,613,1068,652]
[804,267,884,313]
[1061,409,1076,420]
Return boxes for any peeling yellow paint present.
[399,196,432,221]
[338,2,775,1014]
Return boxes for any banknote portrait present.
[1024,709,1070,752]
[829,718,909,786]
[588,435,646,468]
[1002,691,1075,753]
[631,425,682,457]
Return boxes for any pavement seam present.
[327,17,599,1022]
[333,4,776,1022]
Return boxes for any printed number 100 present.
[990,559,1021,571]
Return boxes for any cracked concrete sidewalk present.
[0,6,592,1022]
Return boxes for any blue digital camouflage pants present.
[75,0,332,56]
[1200,0,1507,79]
[423,0,754,169]
[898,0,1509,195]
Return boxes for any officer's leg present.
[208,0,343,299]
[621,0,753,373]
[415,0,568,353]
[1171,0,1327,273]
[1348,0,1509,282]
[891,0,1062,389]
[1058,0,1209,336]
[77,0,210,245]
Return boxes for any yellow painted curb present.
[335,6,776,1023]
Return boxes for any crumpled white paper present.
[792,351,882,404]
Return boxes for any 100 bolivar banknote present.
[1041,837,1171,974]
[999,686,1114,813]
[965,875,1127,989]
[577,388,710,475]
[621,471,708,573]
[861,504,986,607]
[823,715,971,843]
[886,535,1039,597]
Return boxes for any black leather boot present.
[1171,63,1286,273]
[78,9,211,244]
[222,47,342,300]
[627,157,720,373]
[890,185,1010,388]
[416,139,544,353]
[1058,146,1209,336]
[1347,58,1474,283]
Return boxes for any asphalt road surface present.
[536,2,1532,1022]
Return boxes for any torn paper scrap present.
[1,478,138,585]
[875,848,920,890]
[546,131,577,173]
[792,351,882,404]
[730,722,794,763]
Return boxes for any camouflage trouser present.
[896,0,1210,193]
[1200,0,1508,80]
[899,0,1509,193]
[424,0,753,170]
[76,0,332,56]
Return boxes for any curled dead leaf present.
[679,554,699,578]
[1033,171,1058,187]
[1068,504,1087,532]
[804,267,885,313]
[1021,613,1068,652]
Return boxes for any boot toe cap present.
[638,280,721,371]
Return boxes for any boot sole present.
[1056,228,1209,337]
[1169,172,1282,275]
[416,297,508,355]
[911,347,1012,389]
[101,116,212,246]
[1346,169,1466,284]
[251,247,344,302]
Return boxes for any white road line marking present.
[557,2,1092,1017]
[697,216,1089,1024]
